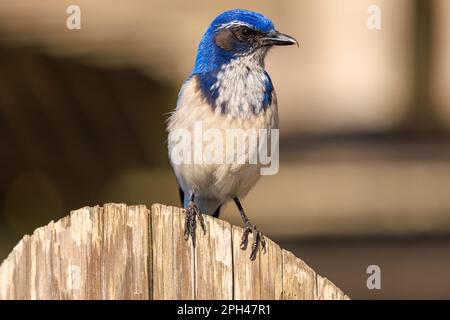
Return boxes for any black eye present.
[241,27,254,38]
[232,26,257,42]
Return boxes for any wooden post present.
[0,203,349,300]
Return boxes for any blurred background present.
[0,0,449,299]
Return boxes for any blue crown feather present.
[190,9,276,117]
[193,9,275,73]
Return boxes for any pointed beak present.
[261,30,299,47]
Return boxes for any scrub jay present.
[167,9,297,260]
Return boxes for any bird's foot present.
[184,201,206,245]
[240,222,267,261]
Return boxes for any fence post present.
[0,203,349,300]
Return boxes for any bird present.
[167,9,297,260]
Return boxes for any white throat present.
[212,52,269,119]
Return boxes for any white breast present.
[167,74,278,213]
[213,55,269,118]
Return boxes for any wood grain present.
[0,235,30,299]
[316,275,346,300]
[101,204,149,299]
[282,250,316,299]
[259,238,283,299]
[0,203,347,300]
[151,204,195,299]
[195,216,233,299]
[232,226,261,299]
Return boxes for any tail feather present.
[178,186,185,207]
[212,205,222,218]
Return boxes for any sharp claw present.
[240,223,266,261]
[198,215,206,235]
[184,212,190,240]
[183,201,206,245]
[191,215,196,245]
[240,227,250,250]
[250,231,260,261]
[261,235,267,254]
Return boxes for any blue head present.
[193,9,297,74]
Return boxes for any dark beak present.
[261,30,299,47]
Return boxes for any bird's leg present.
[184,193,206,245]
[234,197,266,261]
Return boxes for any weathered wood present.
[101,204,149,299]
[151,204,195,299]
[316,275,346,300]
[195,214,233,300]
[50,207,102,299]
[282,250,316,299]
[0,203,348,300]
[29,221,55,299]
[259,238,283,300]
[0,235,30,299]
[232,226,261,299]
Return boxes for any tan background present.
[0,0,449,299]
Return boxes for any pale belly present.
[169,115,276,203]
[167,76,279,210]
